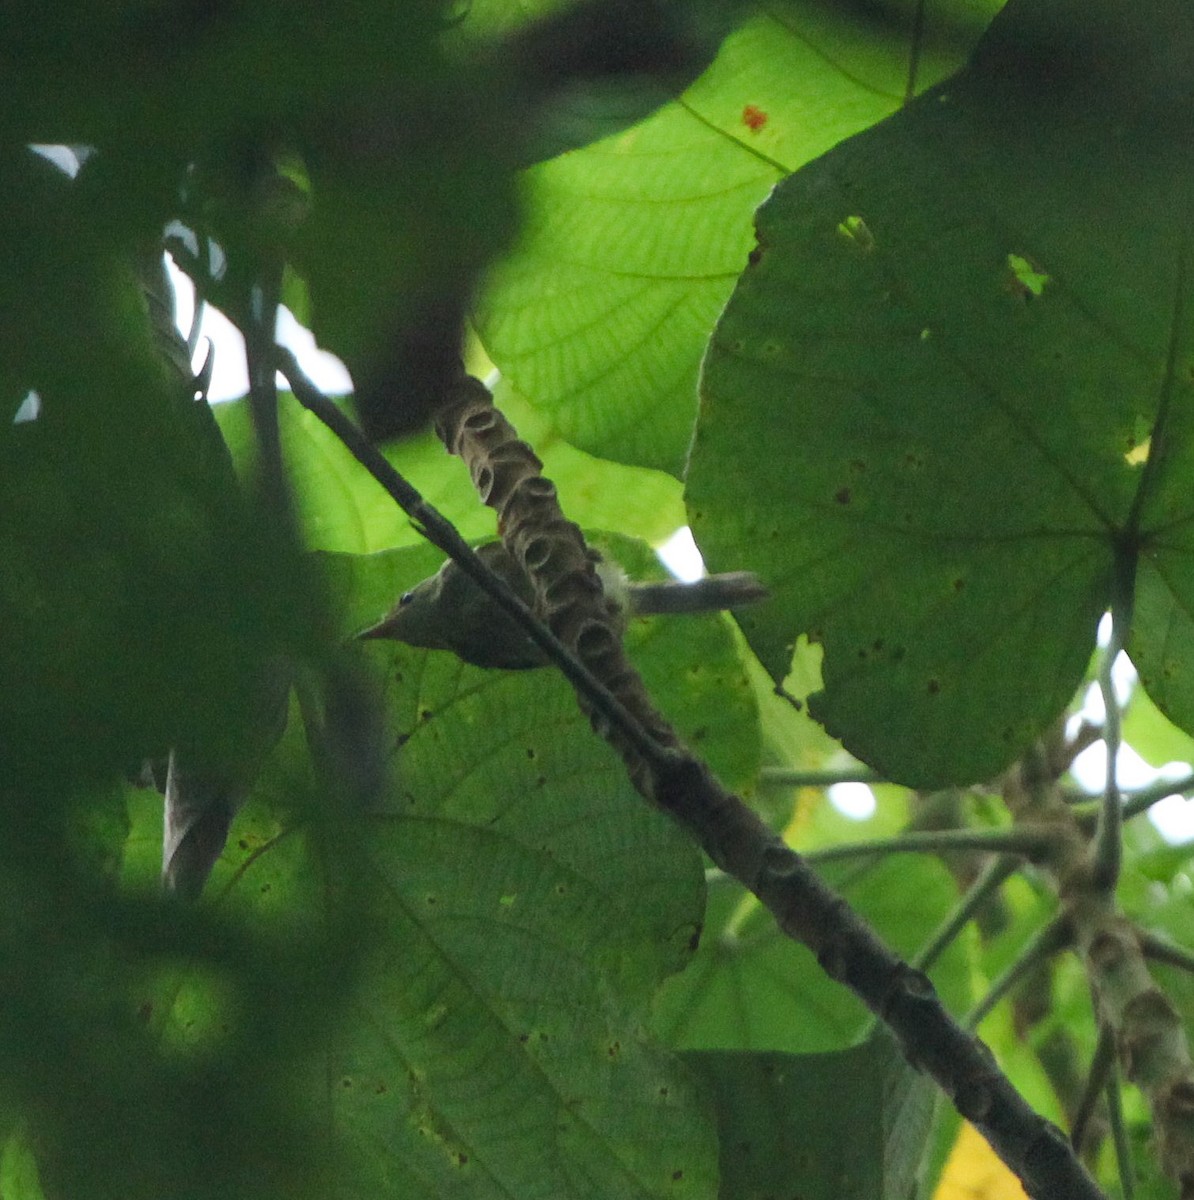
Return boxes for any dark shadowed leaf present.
[689,0,1194,784]
[685,1032,935,1200]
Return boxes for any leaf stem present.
[1138,929,1194,975]
[1106,1057,1134,1200]
[244,267,291,523]
[965,914,1072,1030]
[804,827,1057,866]
[758,765,882,788]
[1071,1023,1115,1154]
[913,853,1021,973]
[1092,598,1131,892]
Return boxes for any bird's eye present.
[399,591,415,607]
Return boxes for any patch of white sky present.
[1069,613,1194,843]
[166,259,352,402]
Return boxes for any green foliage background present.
[4,1,1194,1198]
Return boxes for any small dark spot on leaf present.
[953,577,965,591]
[849,459,866,473]
[456,1153,469,1166]
[927,678,941,695]
[659,1086,670,1097]
[238,839,249,850]
[426,894,438,906]
[138,1001,153,1023]
[526,746,537,759]
[672,1169,684,1181]
[872,638,884,652]
[375,1083,388,1094]
[834,487,851,505]
[418,707,433,722]
[691,725,708,741]
[857,647,868,660]
[607,1041,620,1058]
[536,774,547,787]
[519,1032,530,1043]
[555,883,567,895]
[892,646,906,662]
[341,1077,353,1089]
[260,883,271,894]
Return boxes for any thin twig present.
[1138,929,1194,975]
[1072,1023,1116,1154]
[913,854,1021,973]
[1105,1057,1134,1200]
[1092,599,1130,892]
[804,827,1058,866]
[966,913,1073,1030]
[185,234,210,359]
[758,765,882,789]
[1124,774,1194,822]
[244,270,291,522]
[273,348,671,771]
[1071,771,1194,830]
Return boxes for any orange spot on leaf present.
[742,105,768,132]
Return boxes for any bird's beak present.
[356,614,398,640]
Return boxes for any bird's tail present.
[626,572,768,616]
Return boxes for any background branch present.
[803,827,1058,866]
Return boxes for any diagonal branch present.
[268,358,1107,1198]
[274,348,670,771]
[327,368,1102,1200]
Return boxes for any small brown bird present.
[358,541,768,670]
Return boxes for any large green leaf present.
[651,854,970,1053]
[475,0,999,475]
[123,547,726,1199]
[685,1033,935,1200]
[689,0,1194,785]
